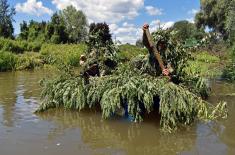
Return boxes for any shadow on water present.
[0,71,235,155]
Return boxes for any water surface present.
[0,70,234,155]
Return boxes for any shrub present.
[0,51,17,71]
[222,63,235,81]
[40,43,86,66]
[0,38,42,53]
[185,51,222,77]
[222,45,235,81]
[16,52,43,70]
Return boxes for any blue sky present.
[9,0,200,44]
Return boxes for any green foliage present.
[0,0,15,38]
[18,6,87,44]
[171,20,205,43]
[196,0,234,40]
[222,45,235,81]
[151,29,191,80]
[47,12,68,43]
[36,65,227,132]
[0,51,44,71]
[88,22,112,49]
[40,43,86,66]
[60,5,88,43]
[225,0,235,43]
[118,44,147,61]
[0,51,16,71]
[184,51,222,78]
[0,37,42,53]
[80,22,119,76]
[195,51,220,63]
[16,52,43,70]
[222,64,235,81]
[27,20,47,43]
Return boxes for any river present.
[0,70,234,155]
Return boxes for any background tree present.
[171,21,195,41]
[59,5,88,43]
[27,20,47,42]
[46,12,68,43]
[18,21,28,40]
[225,0,235,43]
[0,0,15,38]
[195,0,234,41]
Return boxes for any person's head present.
[156,40,167,52]
[80,55,87,66]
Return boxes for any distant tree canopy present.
[60,6,88,43]
[195,0,235,42]
[0,0,15,39]
[170,20,205,45]
[18,5,88,44]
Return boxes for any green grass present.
[194,51,220,63]
[118,44,147,61]
[185,51,223,78]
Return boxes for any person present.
[142,23,172,77]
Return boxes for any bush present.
[16,52,43,70]
[222,45,235,81]
[222,63,235,81]
[0,38,42,53]
[40,44,86,66]
[0,51,17,71]
[185,51,222,77]
[195,51,220,63]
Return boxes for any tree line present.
[0,0,88,44]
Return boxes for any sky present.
[8,0,200,44]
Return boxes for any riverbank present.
[1,37,232,80]
[0,38,148,71]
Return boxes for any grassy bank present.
[0,38,148,71]
[0,38,231,80]
[185,51,226,78]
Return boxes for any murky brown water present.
[0,70,235,155]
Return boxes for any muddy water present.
[0,70,235,155]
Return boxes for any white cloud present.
[186,18,195,23]
[51,0,144,23]
[145,6,163,16]
[150,20,174,32]
[15,0,53,16]
[110,22,142,44]
[188,9,199,15]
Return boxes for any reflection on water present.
[0,71,234,155]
